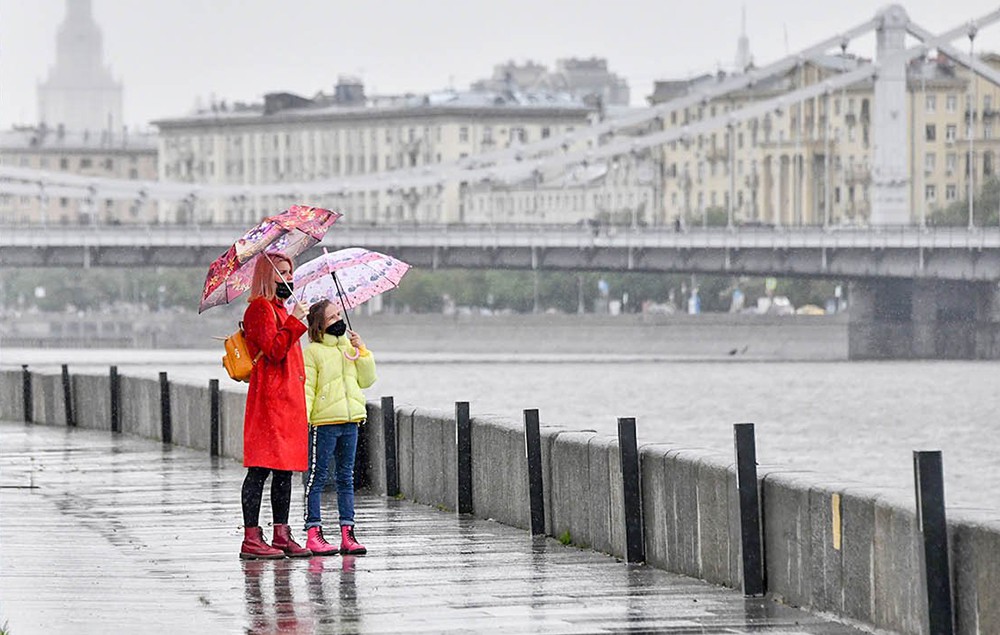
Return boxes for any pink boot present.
[339,525,366,555]
[306,526,339,556]
[272,524,311,558]
[240,526,284,560]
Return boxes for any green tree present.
[929,176,1000,227]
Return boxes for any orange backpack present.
[221,305,277,383]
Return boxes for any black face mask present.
[275,282,293,300]
[325,320,347,337]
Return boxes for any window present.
[925,124,936,142]
[925,184,937,201]
[985,152,994,176]
[541,127,550,139]
[926,94,937,113]
[945,184,958,201]
[834,98,841,116]
[946,125,957,142]
[925,153,936,173]
[459,126,469,143]
[80,158,92,168]
[482,126,493,143]
[987,124,994,140]
[985,95,993,111]
[946,153,957,174]
[946,94,958,113]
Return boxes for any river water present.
[3,345,997,513]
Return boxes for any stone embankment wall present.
[2,366,998,634]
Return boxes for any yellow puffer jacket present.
[303,334,376,425]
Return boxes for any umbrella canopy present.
[199,205,341,313]
[287,247,410,317]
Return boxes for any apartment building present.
[152,79,595,224]
[0,125,157,225]
[648,53,1000,226]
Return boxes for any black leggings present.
[241,467,292,527]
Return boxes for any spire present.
[735,5,752,72]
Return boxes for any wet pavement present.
[0,420,872,634]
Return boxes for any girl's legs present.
[304,425,337,529]
[332,423,358,526]
[241,466,271,527]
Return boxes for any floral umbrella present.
[199,205,341,313]
[286,247,410,329]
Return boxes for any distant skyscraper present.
[37,0,123,133]
[735,6,752,72]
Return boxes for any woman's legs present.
[270,470,292,525]
[241,466,271,527]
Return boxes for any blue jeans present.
[304,423,358,529]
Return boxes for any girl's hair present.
[247,252,293,302]
[307,299,332,342]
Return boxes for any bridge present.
[3,223,998,360]
[3,223,999,281]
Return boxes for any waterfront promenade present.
[0,420,867,635]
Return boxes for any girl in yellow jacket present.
[302,299,376,555]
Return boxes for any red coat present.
[242,297,308,471]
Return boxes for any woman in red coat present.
[238,252,312,559]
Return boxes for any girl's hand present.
[348,330,364,350]
[291,302,307,322]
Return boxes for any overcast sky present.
[3,0,1000,130]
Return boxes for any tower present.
[37,0,123,134]
[734,6,752,72]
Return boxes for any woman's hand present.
[291,302,307,322]
[348,330,364,350]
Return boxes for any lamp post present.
[969,25,978,230]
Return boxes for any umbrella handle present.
[264,253,309,314]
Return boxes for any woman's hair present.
[247,252,293,302]
[307,299,332,343]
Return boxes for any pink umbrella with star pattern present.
[286,247,410,330]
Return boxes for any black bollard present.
[61,364,74,427]
[109,366,120,433]
[159,372,172,444]
[381,396,399,497]
[914,451,955,635]
[617,417,645,564]
[21,365,32,423]
[523,409,545,536]
[209,379,220,457]
[456,401,473,514]
[734,423,765,596]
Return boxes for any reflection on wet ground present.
[0,421,866,634]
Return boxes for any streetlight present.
[968,24,978,230]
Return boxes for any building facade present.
[152,82,596,224]
[0,126,158,225]
[648,53,1000,227]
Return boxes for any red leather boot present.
[339,525,366,555]
[306,526,339,556]
[272,524,311,557]
[240,526,284,559]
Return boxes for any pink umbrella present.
[287,247,411,329]
[199,205,341,313]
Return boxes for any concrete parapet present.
[546,430,598,547]
[169,380,211,452]
[220,387,246,462]
[951,511,1000,634]
[399,406,456,510]
[0,369,24,421]
[362,400,387,496]
[71,374,111,430]
[29,370,64,426]
[120,376,160,439]
[470,414,529,530]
